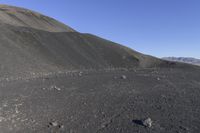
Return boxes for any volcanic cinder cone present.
[0,4,200,133]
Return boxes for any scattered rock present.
[58,124,64,129]
[142,118,153,128]
[0,116,5,122]
[78,71,83,76]
[42,86,61,91]
[49,121,58,127]
[5,78,10,81]
[48,121,64,129]
[51,86,61,91]
[132,117,153,128]
[121,75,127,79]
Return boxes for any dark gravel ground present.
[0,67,200,133]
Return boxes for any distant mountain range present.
[162,57,200,66]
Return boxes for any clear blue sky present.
[1,0,200,58]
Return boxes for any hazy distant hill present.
[162,57,200,66]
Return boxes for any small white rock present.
[51,121,58,127]
[121,75,127,79]
[78,72,83,76]
[143,118,153,128]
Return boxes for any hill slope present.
[0,5,167,79]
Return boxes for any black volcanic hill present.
[1,5,200,133]
[0,5,166,78]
